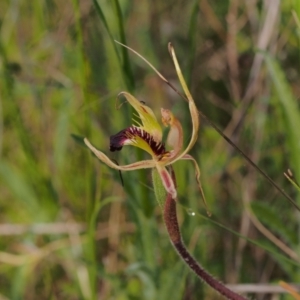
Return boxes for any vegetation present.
[0,0,300,299]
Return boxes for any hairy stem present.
[164,168,247,300]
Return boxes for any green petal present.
[118,92,162,142]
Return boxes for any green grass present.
[0,0,300,299]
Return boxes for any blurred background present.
[0,0,300,299]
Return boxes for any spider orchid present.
[84,43,208,211]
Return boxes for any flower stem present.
[163,168,247,300]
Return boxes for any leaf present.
[54,97,71,171]
[0,160,42,219]
[71,133,86,147]
[263,51,300,183]
[251,201,297,246]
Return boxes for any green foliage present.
[251,201,297,246]
[0,0,300,299]
[152,168,167,210]
[263,52,300,183]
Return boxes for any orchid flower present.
[84,43,208,212]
